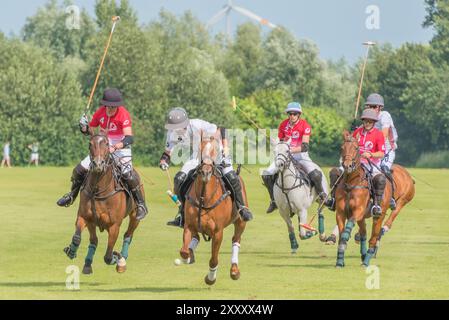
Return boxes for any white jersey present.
[375,111,398,152]
[165,119,218,161]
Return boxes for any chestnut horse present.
[335,130,393,268]
[63,134,141,274]
[177,137,247,286]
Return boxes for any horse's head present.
[199,137,219,183]
[341,130,360,174]
[274,141,291,171]
[89,134,110,174]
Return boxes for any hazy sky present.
[0,0,434,62]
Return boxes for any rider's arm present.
[111,127,133,151]
[290,135,310,154]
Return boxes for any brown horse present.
[177,137,247,286]
[63,134,141,274]
[335,130,393,268]
[382,164,415,231]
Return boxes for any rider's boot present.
[123,170,148,221]
[57,164,88,207]
[225,171,253,222]
[167,172,187,228]
[325,168,342,211]
[382,165,397,210]
[262,174,278,214]
[372,174,387,218]
[308,169,328,203]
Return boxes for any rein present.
[186,164,231,242]
[275,150,309,218]
[83,142,126,226]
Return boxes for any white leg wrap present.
[189,237,199,251]
[231,243,240,265]
[332,224,340,237]
[208,266,218,281]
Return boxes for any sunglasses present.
[288,112,301,116]
[368,105,380,109]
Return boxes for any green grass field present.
[1,167,448,300]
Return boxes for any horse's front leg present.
[179,226,193,265]
[64,215,87,260]
[298,208,315,240]
[104,224,125,273]
[205,230,223,286]
[335,213,352,268]
[82,223,98,275]
[363,214,386,267]
[230,218,246,281]
[280,208,298,254]
[357,219,368,263]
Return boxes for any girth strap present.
[186,191,231,212]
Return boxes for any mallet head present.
[363,41,376,46]
[112,16,121,22]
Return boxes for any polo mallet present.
[354,41,376,120]
[300,173,345,240]
[83,16,121,117]
[165,168,181,207]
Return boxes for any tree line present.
[0,0,448,167]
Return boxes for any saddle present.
[291,160,312,188]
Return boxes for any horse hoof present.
[116,257,127,273]
[291,249,298,254]
[361,263,369,268]
[335,263,345,268]
[230,271,241,281]
[205,276,216,286]
[116,265,127,274]
[230,264,240,281]
[83,265,93,275]
[63,247,76,260]
[319,234,327,242]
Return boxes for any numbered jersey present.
[278,119,312,148]
[90,106,132,145]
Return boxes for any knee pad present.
[174,172,188,195]
[308,169,323,186]
[329,167,342,185]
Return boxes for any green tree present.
[0,37,84,166]
[424,0,449,63]
[256,28,324,106]
[219,23,263,97]
[22,0,96,61]
[95,0,138,29]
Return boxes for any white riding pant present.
[262,152,328,195]
[381,150,395,170]
[81,148,133,174]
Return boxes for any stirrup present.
[238,206,253,222]
[136,204,148,221]
[390,198,397,210]
[167,215,183,228]
[371,205,382,217]
[57,193,74,208]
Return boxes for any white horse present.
[273,142,326,253]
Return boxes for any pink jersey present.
[278,119,312,148]
[90,106,132,145]
[353,127,386,166]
